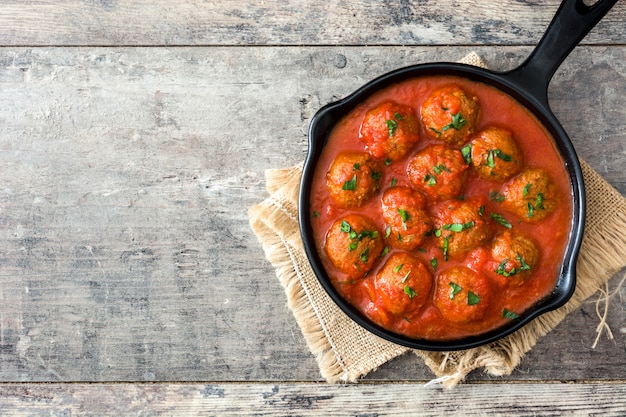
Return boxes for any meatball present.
[406,144,469,201]
[432,197,492,259]
[381,187,433,251]
[374,252,433,317]
[433,266,491,323]
[469,126,524,181]
[421,85,480,145]
[326,152,383,208]
[500,167,558,222]
[359,101,420,161]
[324,214,383,278]
[491,230,539,284]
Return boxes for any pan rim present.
[298,62,586,351]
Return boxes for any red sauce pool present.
[309,75,573,341]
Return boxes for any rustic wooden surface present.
[0,0,624,415]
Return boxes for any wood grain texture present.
[0,0,624,47]
[0,382,625,416]
[0,45,624,383]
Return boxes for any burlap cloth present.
[248,53,626,387]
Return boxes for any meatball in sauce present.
[326,151,382,209]
[406,144,469,202]
[359,101,420,162]
[421,85,480,145]
[324,214,383,280]
[381,186,433,251]
[470,126,524,181]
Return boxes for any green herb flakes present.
[342,174,357,191]
[467,291,481,305]
[404,285,417,299]
[491,212,512,229]
[502,309,519,320]
[449,282,462,299]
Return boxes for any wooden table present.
[0,1,624,415]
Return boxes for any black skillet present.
[299,0,619,351]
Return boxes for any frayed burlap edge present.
[249,159,626,387]
[248,52,626,387]
[249,164,408,383]
[416,161,626,387]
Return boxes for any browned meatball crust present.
[381,186,433,251]
[469,126,524,181]
[326,151,383,208]
[406,144,469,202]
[433,266,491,323]
[500,167,558,222]
[324,214,383,278]
[432,197,492,259]
[421,85,480,145]
[374,252,433,317]
[491,229,540,283]
[359,101,420,161]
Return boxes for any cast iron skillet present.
[299,0,619,351]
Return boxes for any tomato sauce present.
[309,75,573,341]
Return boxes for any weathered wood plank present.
[0,45,623,383]
[0,0,624,47]
[0,382,625,416]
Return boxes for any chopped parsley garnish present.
[393,112,403,120]
[442,112,466,131]
[430,257,438,270]
[461,143,472,164]
[398,209,411,224]
[535,193,545,210]
[342,174,357,191]
[357,230,378,240]
[313,211,320,218]
[491,212,512,229]
[441,221,474,233]
[353,163,360,170]
[495,149,513,162]
[523,182,532,197]
[449,282,462,299]
[341,221,378,253]
[386,119,398,137]
[390,177,397,187]
[380,246,390,257]
[442,236,450,260]
[384,158,392,166]
[393,263,404,273]
[486,149,513,168]
[495,254,531,277]
[467,291,481,305]
[502,309,520,320]
[478,205,485,216]
[384,226,391,239]
[401,271,411,283]
[404,285,417,299]
[424,173,437,186]
[489,190,505,202]
[371,171,382,182]
[433,164,451,175]
[359,248,370,263]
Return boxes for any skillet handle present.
[504,0,619,107]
